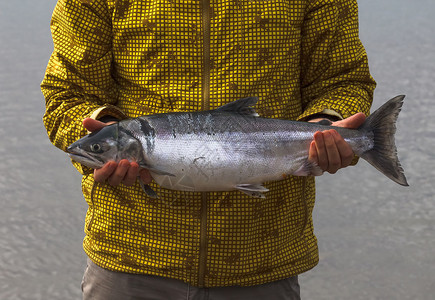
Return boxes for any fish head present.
[67,124,121,169]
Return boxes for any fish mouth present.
[67,147,105,169]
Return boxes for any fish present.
[67,95,408,198]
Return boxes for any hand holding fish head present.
[72,118,152,187]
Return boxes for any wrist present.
[306,113,340,123]
[98,115,120,123]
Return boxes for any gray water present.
[0,0,434,299]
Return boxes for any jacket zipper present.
[198,0,211,287]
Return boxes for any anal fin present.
[235,184,269,199]
[293,160,324,177]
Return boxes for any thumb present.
[332,112,366,129]
[83,118,109,132]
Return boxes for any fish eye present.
[90,144,102,152]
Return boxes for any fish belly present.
[148,129,313,192]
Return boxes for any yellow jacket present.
[42,0,375,287]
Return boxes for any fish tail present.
[359,95,409,186]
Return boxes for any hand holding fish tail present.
[308,112,366,174]
[82,118,152,187]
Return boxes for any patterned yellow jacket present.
[42,0,375,287]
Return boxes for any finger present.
[308,140,318,164]
[331,130,354,167]
[94,161,117,183]
[313,131,328,171]
[323,130,341,174]
[107,159,130,186]
[139,169,153,184]
[123,162,139,186]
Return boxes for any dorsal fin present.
[215,97,259,117]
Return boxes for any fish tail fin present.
[359,95,408,186]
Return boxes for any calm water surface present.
[1,0,434,299]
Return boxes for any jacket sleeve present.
[41,0,125,174]
[298,0,376,121]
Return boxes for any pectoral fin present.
[139,163,175,177]
[236,184,269,198]
[139,180,159,199]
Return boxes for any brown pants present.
[82,259,301,300]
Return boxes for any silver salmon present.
[67,95,408,198]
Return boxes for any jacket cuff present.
[299,108,343,122]
[86,105,127,133]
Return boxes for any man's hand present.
[308,113,366,174]
[82,118,152,186]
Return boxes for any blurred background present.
[0,0,434,299]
